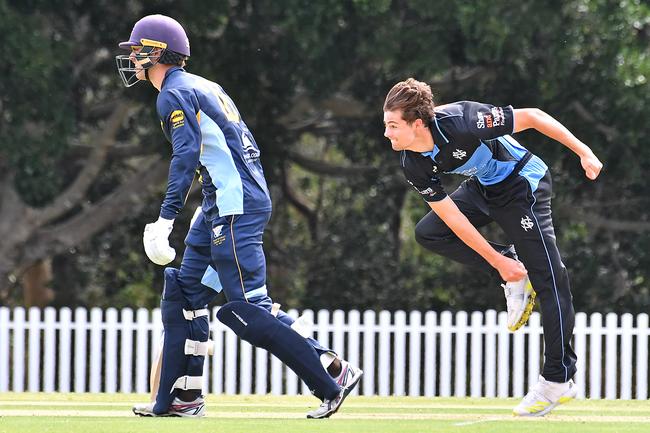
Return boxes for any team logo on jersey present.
[212,225,226,246]
[170,110,185,129]
[452,149,467,160]
[521,215,534,231]
[241,132,260,163]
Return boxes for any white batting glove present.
[143,217,176,265]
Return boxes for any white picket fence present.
[0,306,648,399]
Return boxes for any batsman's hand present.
[143,217,176,265]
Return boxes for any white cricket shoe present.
[132,401,159,417]
[513,375,578,417]
[306,360,363,419]
[132,396,205,417]
[503,275,536,331]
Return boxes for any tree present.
[2,0,649,314]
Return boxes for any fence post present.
[378,311,391,396]
[497,311,509,397]
[574,312,587,398]
[483,310,497,397]
[74,307,87,393]
[332,310,346,357]
[469,311,483,398]
[620,313,633,399]
[0,307,9,392]
[605,313,618,399]
[135,308,150,393]
[439,311,452,397]
[408,311,422,397]
[13,307,26,392]
[105,308,118,393]
[58,307,72,392]
[393,310,406,396]
[454,311,468,397]
[89,307,103,393]
[348,310,361,396]
[424,311,437,397]
[636,313,649,399]
[362,310,376,396]
[300,309,315,395]
[512,321,525,397]
[527,313,542,391]
[589,312,603,399]
[28,307,41,392]
[120,308,134,393]
[43,307,57,392]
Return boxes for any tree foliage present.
[1,0,648,314]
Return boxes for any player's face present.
[129,46,147,81]
[384,110,417,151]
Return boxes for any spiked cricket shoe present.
[306,360,363,419]
[513,375,577,417]
[503,275,536,331]
[133,396,205,417]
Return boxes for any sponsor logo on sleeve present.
[491,107,505,127]
[170,110,185,129]
[476,107,506,130]
[476,111,485,129]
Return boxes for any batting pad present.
[153,268,209,414]
[217,301,340,401]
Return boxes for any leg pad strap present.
[184,339,214,356]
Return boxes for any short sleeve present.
[401,151,447,202]
[462,101,514,140]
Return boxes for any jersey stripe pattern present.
[401,101,547,202]
[156,67,271,221]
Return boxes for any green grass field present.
[1,392,648,433]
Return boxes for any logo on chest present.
[452,148,467,160]
[520,215,534,231]
[212,225,227,246]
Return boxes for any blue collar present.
[161,66,185,89]
[421,145,440,160]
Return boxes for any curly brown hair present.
[383,78,435,124]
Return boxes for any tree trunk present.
[21,259,55,307]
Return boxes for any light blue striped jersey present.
[401,101,548,202]
[156,67,271,221]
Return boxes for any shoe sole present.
[168,407,206,418]
[508,285,536,332]
[132,408,171,417]
[307,369,364,419]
